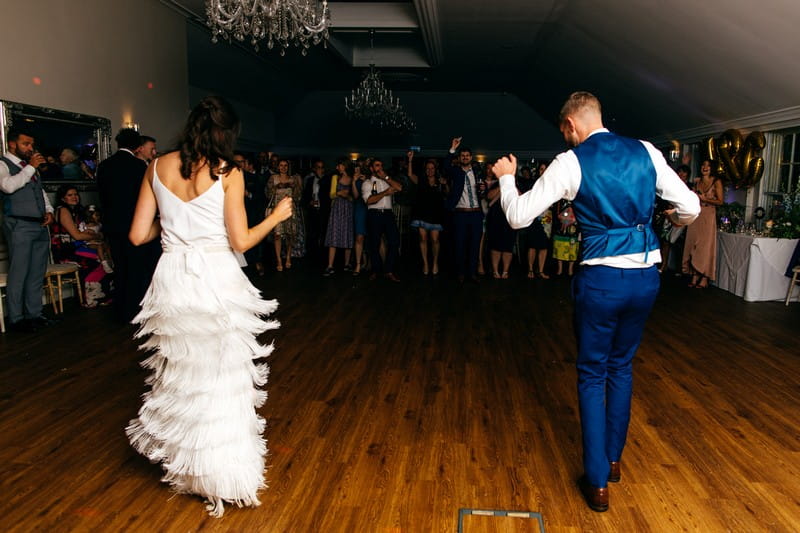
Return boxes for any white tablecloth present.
[716,232,799,302]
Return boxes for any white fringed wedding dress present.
[126,162,278,518]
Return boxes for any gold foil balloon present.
[705,129,765,189]
[741,131,765,187]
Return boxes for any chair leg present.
[57,274,65,314]
[73,271,84,306]
[46,276,58,315]
[786,272,799,306]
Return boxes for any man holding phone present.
[1,130,55,333]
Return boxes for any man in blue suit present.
[443,137,484,283]
[494,92,700,512]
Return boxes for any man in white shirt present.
[494,92,700,513]
[1,130,55,332]
[362,158,403,281]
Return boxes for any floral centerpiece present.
[765,184,800,238]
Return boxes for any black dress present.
[486,181,515,252]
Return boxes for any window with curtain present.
[778,131,800,193]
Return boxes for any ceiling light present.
[206,0,330,55]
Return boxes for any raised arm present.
[224,168,292,252]
[406,151,419,184]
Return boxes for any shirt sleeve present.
[361,179,372,202]
[0,160,37,194]
[43,190,54,213]
[499,151,581,229]
[641,141,700,224]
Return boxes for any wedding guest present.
[50,185,112,307]
[520,163,553,278]
[407,151,448,277]
[235,152,267,276]
[302,159,330,264]
[363,158,402,281]
[323,159,355,276]
[486,168,515,278]
[351,162,369,275]
[97,127,159,322]
[444,137,484,283]
[658,164,691,273]
[553,199,579,276]
[60,148,87,180]
[682,159,723,288]
[267,159,302,271]
[135,135,157,163]
[0,129,55,333]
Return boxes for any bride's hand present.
[271,197,293,222]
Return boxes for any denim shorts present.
[410,219,444,232]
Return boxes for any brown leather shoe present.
[578,476,609,512]
[608,461,621,483]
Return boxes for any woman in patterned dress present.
[323,159,354,275]
[267,159,302,271]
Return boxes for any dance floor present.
[1,263,798,532]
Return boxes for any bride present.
[125,95,292,517]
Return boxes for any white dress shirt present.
[362,176,393,210]
[499,129,700,268]
[0,152,54,213]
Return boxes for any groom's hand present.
[493,154,517,177]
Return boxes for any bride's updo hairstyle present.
[178,95,240,180]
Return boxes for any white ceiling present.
[168,0,800,141]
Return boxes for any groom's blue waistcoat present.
[571,132,659,261]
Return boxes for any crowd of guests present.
[2,124,717,333]
[226,138,716,285]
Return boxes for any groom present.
[494,92,700,512]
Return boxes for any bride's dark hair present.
[177,95,240,180]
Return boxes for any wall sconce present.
[475,154,486,163]
[124,121,140,131]
[669,140,680,163]
[350,153,360,161]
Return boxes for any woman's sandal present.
[527,270,536,279]
[493,271,501,279]
[501,272,509,279]
[538,271,550,279]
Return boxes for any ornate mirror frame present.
[0,100,112,192]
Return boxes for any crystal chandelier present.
[344,64,416,131]
[206,0,330,55]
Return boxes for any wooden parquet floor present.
[1,262,798,532]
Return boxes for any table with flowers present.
[716,231,799,301]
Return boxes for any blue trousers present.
[452,211,483,277]
[572,265,660,487]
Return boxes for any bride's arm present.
[224,168,292,252]
[129,162,162,245]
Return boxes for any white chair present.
[785,265,800,306]
[0,273,7,333]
